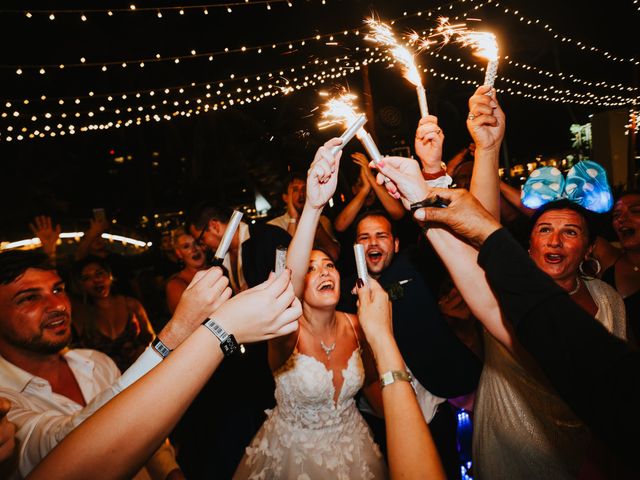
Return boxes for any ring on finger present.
[467,113,476,120]
[435,128,442,135]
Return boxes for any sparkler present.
[213,210,243,264]
[318,92,383,165]
[353,244,369,287]
[426,17,499,88]
[275,246,287,277]
[366,18,429,117]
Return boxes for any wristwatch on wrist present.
[202,318,245,357]
[380,370,413,388]
[152,337,172,359]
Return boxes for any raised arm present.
[356,278,445,480]
[372,156,513,348]
[499,181,535,217]
[74,217,109,261]
[29,271,301,480]
[287,138,342,298]
[467,86,505,219]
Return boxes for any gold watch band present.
[379,370,413,388]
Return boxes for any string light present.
[6,1,327,19]
[0,232,152,251]
[469,0,640,65]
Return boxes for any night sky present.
[0,0,637,240]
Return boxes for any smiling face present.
[529,209,592,283]
[612,193,640,251]
[79,262,113,300]
[303,250,340,309]
[174,234,206,270]
[0,268,72,356]
[356,215,399,278]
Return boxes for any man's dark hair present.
[354,210,397,238]
[281,172,306,195]
[0,250,56,285]
[530,199,597,245]
[186,203,232,230]
[615,189,640,202]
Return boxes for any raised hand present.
[86,216,110,238]
[305,138,342,210]
[356,277,393,352]
[370,156,429,208]
[352,152,374,185]
[166,267,232,347]
[29,215,60,257]
[467,86,505,152]
[412,188,502,248]
[414,115,445,172]
[214,269,301,343]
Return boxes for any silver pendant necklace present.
[320,340,336,358]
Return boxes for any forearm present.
[370,182,405,220]
[426,227,513,348]
[287,205,323,297]
[469,146,500,219]
[334,191,368,232]
[371,336,445,480]
[499,181,535,217]
[28,327,224,480]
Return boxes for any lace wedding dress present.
[234,334,387,480]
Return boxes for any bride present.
[234,139,387,479]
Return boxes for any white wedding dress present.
[234,318,387,480]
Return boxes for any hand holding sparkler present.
[366,18,429,117]
[466,86,505,152]
[306,138,342,210]
[414,116,445,173]
[370,156,430,210]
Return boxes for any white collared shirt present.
[222,221,250,292]
[0,347,162,479]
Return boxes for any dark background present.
[0,0,637,240]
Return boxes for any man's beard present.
[8,314,71,355]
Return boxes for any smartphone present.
[93,208,107,223]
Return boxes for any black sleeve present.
[241,224,292,288]
[477,228,640,462]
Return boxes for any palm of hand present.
[382,157,428,206]
[307,172,338,208]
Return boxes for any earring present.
[579,257,601,279]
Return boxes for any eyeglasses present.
[195,226,208,246]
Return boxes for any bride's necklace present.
[320,340,336,358]
[305,314,338,359]
[568,276,581,296]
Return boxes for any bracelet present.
[421,162,448,180]
[151,337,172,359]
[380,370,413,388]
[288,217,298,224]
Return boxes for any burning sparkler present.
[366,18,429,117]
[426,17,500,88]
[318,92,383,165]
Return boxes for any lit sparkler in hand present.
[366,18,429,117]
[318,92,383,165]
[428,17,499,88]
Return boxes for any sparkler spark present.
[318,92,360,130]
[365,18,423,87]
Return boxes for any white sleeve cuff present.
[424,174,453,189]
[116,347,162,393]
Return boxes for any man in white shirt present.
[267,173,340,260]
[0,250,194,479]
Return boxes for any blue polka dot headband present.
[521,160,613,213]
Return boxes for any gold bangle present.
[380,370,413,388]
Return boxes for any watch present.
[151,337,172,359]
[202,318,244,357]
[380,370,413,388]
